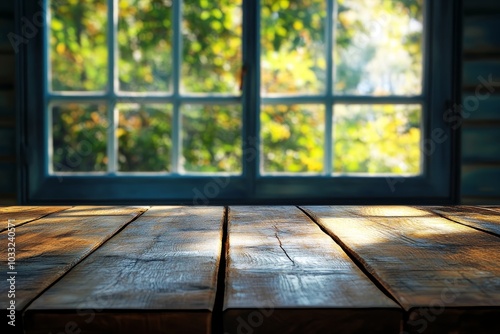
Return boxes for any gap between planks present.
[211,206,229,334]
[224,206,402,334]
[297,205,404,310]
[24,206,225,334]
[421,206,500,238]
[0,206,73,232]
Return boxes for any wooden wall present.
[462,0,500,204]
[0,1,499,204]
[0,0,15,205]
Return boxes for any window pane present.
[50,0,108,91]
[261,0,327,95]
[333,104,421,174]
[118,0,172,92]
[334,0,424,95]
[182,0,242,94]
[118,104,172,172]
[182,105,242,172]
[261,104,324,173]
[52,104,108,172]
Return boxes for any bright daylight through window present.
[20,0,458,203]
[48,0,423,176]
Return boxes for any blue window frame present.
[17,0,461,204]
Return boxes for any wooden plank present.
[462,126,500,163]
[462,94,500,121]
[25,206,224,334]
[426,206,500,236]
[0,54,14,86]
[484,206,500,211]
[463,15,500,55]
[301,206,500,334]
[0,206,72,232]
[462,165,500,197]
[0,206,147,333]
[48,205,150,217]
[462,60,500,91]
[224,206,402,334]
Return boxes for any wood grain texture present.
[301,206,500,334]
[0,206,147,333]
[0,206,71,232]
[224,206,402,334]
[25,206,225,334]
[425,205,500,237]
[484,206,500,212]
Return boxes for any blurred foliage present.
[335,0,423,94]
[182,105,242,172]
[183,0,242,93]
[334,104,421,174]
[118,104,172,171]
[52,104,108,171]
[118,0,173,91]
[50,0,108,90]
[51,0,423,175]
[261,0,326,94]
[262,105,324,172]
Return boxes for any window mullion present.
[171,0,182,174]
[325,0,335,175]
[242,0,260,188]
[107,0,118,174]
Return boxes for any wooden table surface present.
[1,205,499,334]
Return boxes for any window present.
[18,0,461,204]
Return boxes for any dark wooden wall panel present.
[461,94,500,121]
[462,0,500,205]
[462,165,500,201]
[462,126,500,163]
[463,15,500,55]
[462,61,500,90]
[0,0,15,205]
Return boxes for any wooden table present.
[1,205,499,334]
